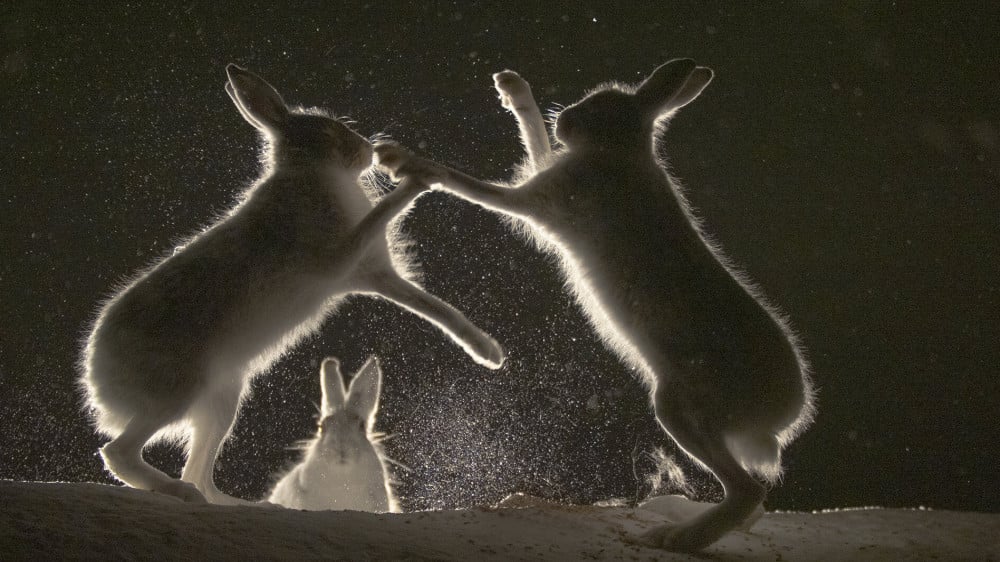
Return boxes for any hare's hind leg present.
[638,386,767,552]
[101,412,206,503]
[494,70,552,174]
[369,272,505,369]
[180,379,251,506]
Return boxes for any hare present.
[375,59,815,551]
[267,356,399,512]
[79,64,504,506]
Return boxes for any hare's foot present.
[373,142,446,184]
[626,523,744,553]
[739,502,764,531]
[633,500,759,550]
[639,495,764,532]
[202,487,260,507]
[493,70,535,110]
[101,417,207,504]
[189,477,258,506]
[628,490,760,551]
[152,479,207,503]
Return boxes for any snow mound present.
[2,481,998,560]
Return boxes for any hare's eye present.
[357,420,365,432]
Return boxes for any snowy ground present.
[2,481,997,561]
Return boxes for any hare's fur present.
[80,64,503,505]
[378,60,815,551]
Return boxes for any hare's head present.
[225,64,373,172]
[554,59,713,151]
[314,356,382,463]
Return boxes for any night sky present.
[3,3,998,514]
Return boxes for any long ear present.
[225,63,288,131]
[346,356,382,420]
[665,67,713,111]
[225,81,264,130]
[636,59,713,114]
[320,357,348,415]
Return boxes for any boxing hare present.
[80,64,504,505]
[376,59,815,551]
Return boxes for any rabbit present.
[79,64,505,506]
[267,356,399,512]
[374,59,816,551]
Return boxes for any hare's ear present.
[346,356,382,419]
[636,59,713,115]
[225,82,264,130]
[225,63,289,131]
[320,357,348,415]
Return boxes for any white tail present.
[80,64,504,505]
[375,60,815,552]
[267,357,399,512]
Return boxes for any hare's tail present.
[724,382,816,485]
[723,431,783,485]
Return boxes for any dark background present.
[2,2,998,513]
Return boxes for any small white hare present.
[377,60,815,552]
[80,64,504,505]
[267,357,399,512]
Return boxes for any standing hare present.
[267,357,399,512]
[80,64,504,505]
[376,59,815,551]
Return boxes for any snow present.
[3,481,998,560]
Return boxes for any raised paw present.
[493,70,535,110]
[466,330,506,370]
[373,142,447,185]
[373,142,413,177]
[153,480,208,504]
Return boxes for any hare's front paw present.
[493,70,534,110]
[457,326,506,370]
[473,332,506,370]
[373,142,412,177]
[374,142,447,185]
